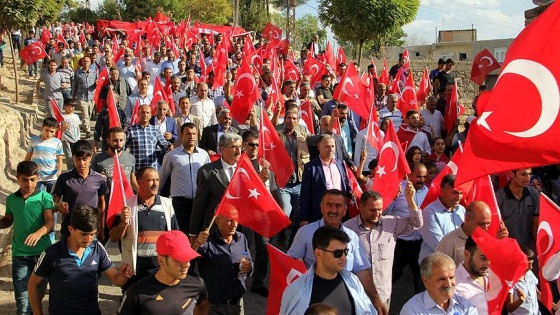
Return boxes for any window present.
[440,52,453,60]
[494,47,507,62]
[415,51,421,57]
[459,52,468,61]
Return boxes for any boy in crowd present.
[61,99,81,169]
[25,117,63,194]
[1,161,54,315]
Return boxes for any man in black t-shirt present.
[435,58,456,93]
[280,226,376,314]
[118,230,208,315]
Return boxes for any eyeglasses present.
[319,248,349,258]
[245,143,259,148]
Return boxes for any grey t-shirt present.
[40,71,64,100]
[91,151,136,190]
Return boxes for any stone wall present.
[382,59,478,117]
[0,97,39,259]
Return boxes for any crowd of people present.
[2,19,560,315]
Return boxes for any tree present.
[318,0,420,64]
[0,0,71,103]
[186,0,233,25]
[294,14,326,50]
[94,0,122,20]
[239,0,268,32]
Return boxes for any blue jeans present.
[27,61,38,77]
[12,256,47,315]
[278,183,301,218]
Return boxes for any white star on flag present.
[376,165,387,178]
[248,188,260,199]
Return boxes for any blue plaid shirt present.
[73,68,97,100]
[125,123,170,169]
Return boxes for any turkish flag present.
[470,48,500,85]
[299,99,315,135]
[456,1,560,185]
[537,193,560,311]
[112,47,124,64]
[398,72,419,116]
[471,228,528,315]
[57,34,68,48]
[230,58,260,123]
[215,154,291,237]
[164,83,176,115]
[421,146,473,208]
[107,90,121,128]
[94,67,110,113]
[266,244,307,315]
[262,22,282,44]
[49,99,64,140]
[249,48,263,75]
[130,99,140,125]
[154,11,171,23]
[40,28,52,44]
[106,154,135,229]
[388,67,403,95]
[366,106,383,152]
[402,49,411,70]
[211,43,228,89]
[372,120,411,203]
[283,58,300,82]
[379,58,390,86]
[333,63,370,120]
[266,75,283,111]
[346,164,363,200]
[20,42,47,65]
[185,30,198,51]
[416,67,432,106]
[336,46,347,65]
[465,175,502,237]
[443,81,465,133]
[150,76,167,114]
[303,56,328,86]
[243,34,255,57]
[331,116,341,135]
[259,113,295,189]
[325,42,337,70]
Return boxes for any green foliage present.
[185,0,233,25]
[270,0,308,10]
[295,14,326,50]
[0,0,72,30]
[95,0,122,20]
[239,0,268,32]
[318,0,419,63]
[60,7,99,24]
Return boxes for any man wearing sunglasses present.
[280,226,376,314]
[288,189,387,314]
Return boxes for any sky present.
[89,0,536,43]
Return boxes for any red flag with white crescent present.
[94,67,110,113]
[299,99,315,135]
[372,120,411,203]
[470,48,500,86]
[266,244,307,315]
[230,58,260,123]
[537,193,560,311]
[49,99,64,140]
[19,42,47,65]
[214,154,291,238]
[416,67,432,106]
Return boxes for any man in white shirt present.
[190,83,217,129]
[420,96,444,138]
[455,237,489,315]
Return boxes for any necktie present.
[228,166,234,180]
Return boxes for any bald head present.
[464,201,492,236]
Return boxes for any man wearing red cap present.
[118,230,209,314]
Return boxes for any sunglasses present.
[319,248,349,258]
[245,143,259,148]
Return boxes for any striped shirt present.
[28,135,63,182]
[125,124,170,169]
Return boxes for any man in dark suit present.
[199,109,239,155]
[149,100,178,166]
[189,132,243,238]
[307,115,356,170]
[300,134,352,226]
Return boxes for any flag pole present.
[206,215,217,231]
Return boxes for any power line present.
[418,6,523,32]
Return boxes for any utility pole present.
[286,0,296,45]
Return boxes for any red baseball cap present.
[156,231,200,262]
